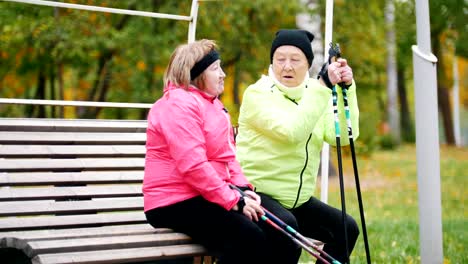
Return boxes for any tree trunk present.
[233,64,241,107]
[78,52,113,119]
[50,68,56,118]
[296,0,323,75]
[385,0,401,142]
[78,3,136,119]
[57,63,64,118]
[432,33,455,144]
[438,85,455,144]
[55,6,65,118]
[80,56,113,119]
[397,67,414,142]
[34,69,47,118]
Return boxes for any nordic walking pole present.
[261,207,340,264]
[326,43,350,263]
[260,213,331,264]
[333,43,371,264]
[341,87,371,264]
[229,185,341,264]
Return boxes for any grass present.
[299,144,467,264]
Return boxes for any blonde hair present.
[164,39,218,89]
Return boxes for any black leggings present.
[145,196,300,264]
[145,195,358,264]
[259,194,360,264]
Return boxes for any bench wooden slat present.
[0,185,142,201]
[0,212,145,231]
[0,197,143,216]
[0,118,147,133]
[33,244,207,264]
[0,132,146,145]
[0,224,170,241]
[28,233,192,255]
[0,145,145,158]
[0,158,144,172]
[0,171,143,186]
[0,117,212,263]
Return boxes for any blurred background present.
[0,0,466,263]
[1,0,466,151]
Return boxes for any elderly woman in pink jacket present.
[143,39,266,264]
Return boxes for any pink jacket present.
[143,83,252,212]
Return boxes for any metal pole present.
[412,0,443,263]
[320,0,334,203]
[0,98,152,109]
[3,0,192,21]
[188,0,199,43]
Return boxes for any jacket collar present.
[268,65,309,101]
[164,82,217,103]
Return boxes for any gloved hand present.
[318,58,353,89]
[318,61,342,89]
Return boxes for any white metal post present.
[3,0,192,21]
[412,0,443,262]
[320,0,334,203]
[188,0,199,43]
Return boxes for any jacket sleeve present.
[159,94,239,210]
[321,81,360,146]
[227,159,254,189]
[239,79,332,144]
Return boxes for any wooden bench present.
[0,118,212,264]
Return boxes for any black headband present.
[190,50,220,81]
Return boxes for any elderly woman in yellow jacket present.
[236,29,360,264]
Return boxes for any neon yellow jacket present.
[236,75,359,209]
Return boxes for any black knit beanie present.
[270,29,315,67]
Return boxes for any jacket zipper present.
[283,95,312,209]
[292,133,312,208]
[222,107,235,179]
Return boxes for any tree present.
[0,0,302,120]
[385,0,400,143]
[196,0,301,117]
[429,0,467,145]
[395,0,416,142]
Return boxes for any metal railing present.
[0,98,152,109]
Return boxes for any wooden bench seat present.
[0,118,212,264]
[35,244,208,264]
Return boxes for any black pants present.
[145,196,300,264]
[259,194,360,264]
[145,195,358,264]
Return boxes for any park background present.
[0,0,466,263]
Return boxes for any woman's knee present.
[260,194,299,230]
[277,210,299,230]
[229,219,269,251]
[346,215,360,242]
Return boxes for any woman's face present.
[200,59,226,97]
[272,45,309,87]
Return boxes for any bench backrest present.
[0,118,148,232]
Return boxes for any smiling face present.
[272,45,309,87]
[199,59,226,96]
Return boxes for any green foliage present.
[378,134,397,150]
[352,88,381,156]
[353,110,380,156]
[197,0,300,75]
[319,0,387,92]
[0,0,466,147]
[0,0,301,118]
